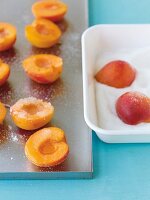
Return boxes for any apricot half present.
[23,54,63,84]
[32,0,68,22]
[25,127,69,167]
[116,92,150,125]
[10,97,54,130]
[25,19,61,48]
[0,59,10,86]
[0,102,6,124]
[0,22,16,51]
[95,60,136,88]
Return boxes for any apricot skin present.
[25,127,69,167]
[0,102,6,124]
[22,54,63,84]
[25,19,61,48]
[10,97,54,130]
[0,59,10,86]
[0,22,16,52]
[32,0,68,22]
[95,60,136,88]
[116,92,150,125]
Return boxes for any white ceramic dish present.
[82,24,150,143]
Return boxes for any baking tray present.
[0,0,92,179]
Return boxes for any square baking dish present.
[82,24,150,143]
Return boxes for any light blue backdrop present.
[1,0,150,199]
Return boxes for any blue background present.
[2,0,150,199]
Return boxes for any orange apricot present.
[25,127,69,167]
[23,54,63,84]
[0,22,16,51]
[10,97,54,130]
[0,59,10,86]
[25,19,61,48]
[32,0,68,22]
[116,92,150,125]
[0,102,6,124]
[95,60,136,88]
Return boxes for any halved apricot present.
[32,0,68,22]
[0,22,16,51]
[116,92,150,125]
[25,19,61,48]
[95,60,136,88]
[0,102,6,124]
[25,127,69,167]
[10,97,54,130]
[0,59,10,86]
[23,54,63,84]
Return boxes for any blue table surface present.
[2,0,150,199]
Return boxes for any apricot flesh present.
[0,22,16,51]
[0,102,6,124]
[116,92,150,125]
[10,97,54,130]
[25,127,69,167]
[23,54,63,84]
[95,60,136,88]
[0,59,10,86]
[25,19,61,48]
[32,0,68,22]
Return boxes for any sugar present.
[96,47,150,130]
[10,97,52,118]
[10,132,19,142]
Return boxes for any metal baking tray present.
[0,0,92,179]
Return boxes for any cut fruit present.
[32,0,68,22]
[25,127,69,167]
[25,19,61,48]
[0,59,10,86]
[0,22,16,51]
[10,97,54,130]
[0,102,6,124]
[22,54,63,84]
[95,60,136,88]
[116,92,150,125]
